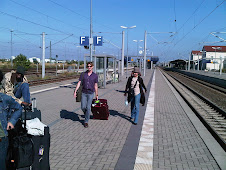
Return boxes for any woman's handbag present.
[76,73,84,102]
[140,89,145,106]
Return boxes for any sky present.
[0,0,226,62]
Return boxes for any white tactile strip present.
[134,70,155,170]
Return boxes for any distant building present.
[29,57,41,63]
[202,46,226,71]
[190,51,203,70]
[191,51,202,61]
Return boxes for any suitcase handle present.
[31,98,37,112]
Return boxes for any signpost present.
[80,36,103,46]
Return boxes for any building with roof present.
[201,46,226,71]
[191,51,203,70]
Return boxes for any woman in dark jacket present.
[124,67,147,125]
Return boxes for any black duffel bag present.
[6,120,34,169]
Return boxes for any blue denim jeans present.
[81,93,94,123]
[15,82,30,103]
[0,137,8,170]
[130,93,141,124]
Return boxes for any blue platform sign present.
[80,36,89,46]
[93,36,103,46]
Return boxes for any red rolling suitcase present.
[91,99,109,120]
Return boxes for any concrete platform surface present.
[28,68,225,170]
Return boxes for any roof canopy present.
[169,59,186,64]
[202,46,226,52]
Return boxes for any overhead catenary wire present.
[160,0,225,61]
[0,11,73,35]
[171,0,206,43]
[173,0,226,46]
[45,34,74,48]
[48,0,115,32]
[14,34,40,48]
[9,0,87,32]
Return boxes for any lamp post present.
[90,0,93,62]
[220,56,223,75]
[120,25,136,78]
[76,46,81,72]
[56,55,58,76]
[10,30,13,67]
[133,40,143,69]
[197,52,200,71]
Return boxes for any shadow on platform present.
[115,90,126,93]
[60,109,83,124]
[109,110,133,123]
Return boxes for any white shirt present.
[131,77,140,96]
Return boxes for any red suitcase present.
[91,99,110,120]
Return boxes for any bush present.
[13,54,31,70]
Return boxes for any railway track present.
[160,68,226,151]
[28,75,80,86]
[1,67,81,86]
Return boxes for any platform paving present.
[152,69,221,170]
[30,69,153,170]
[28,68,225,170]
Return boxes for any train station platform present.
[29,68,225,170]
[187,70,226,80]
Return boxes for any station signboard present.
[80,36,103,46]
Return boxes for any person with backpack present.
[124,67,147,125]
[0,70,23,170]
[73,62,98,128]
[1,66,31,106]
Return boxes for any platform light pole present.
[10,30,13,67]
[76,46,81,72]
[220,56,223,75]
[90,0,93,62]
[42,32,45,79]
[133,40,143,70]
[56,55,58,76]
[120,25,136,78]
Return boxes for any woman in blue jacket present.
[0,70,22,170]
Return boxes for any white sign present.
[139,50,143,54]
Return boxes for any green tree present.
[13,54,31,70]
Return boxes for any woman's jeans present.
[130,93,141,124]
[0,137,8,170]
[14,82,31,103]
[81,93,94,123]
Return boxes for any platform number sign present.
[80,36,89,46]
[80,36,103,46]
[93,36,103,46]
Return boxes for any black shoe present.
[84,123,88,128]
[133,122,137,125]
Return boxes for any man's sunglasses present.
[87,65,92,67]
